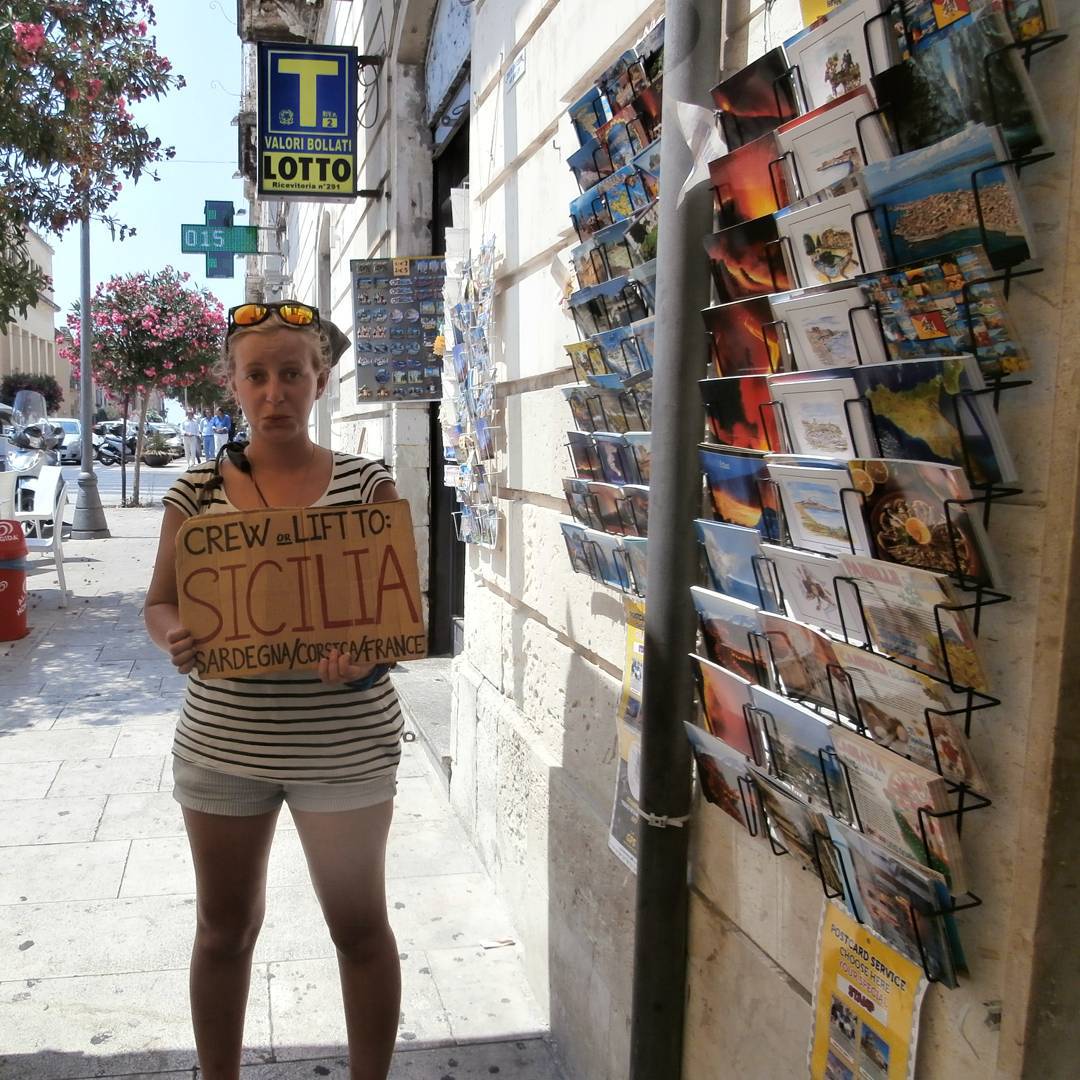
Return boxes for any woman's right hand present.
[165,626,198,674]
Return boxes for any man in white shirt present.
[180,409,200,467]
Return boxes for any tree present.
[58,267,225,504]
[1,371,63,413]
[0,3,184,328]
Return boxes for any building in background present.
[0,229,73,412]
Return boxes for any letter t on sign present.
[276,58,341,127]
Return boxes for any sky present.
[50,2,248,327]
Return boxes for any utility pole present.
[71,214,110,539]
[629,2,723,1078]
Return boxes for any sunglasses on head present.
[226,301,320,338]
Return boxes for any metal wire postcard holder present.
[705,320,787,378]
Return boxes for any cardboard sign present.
[176,500,426,679]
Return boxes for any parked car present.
[51,417,83,465]
[146,422,185,459]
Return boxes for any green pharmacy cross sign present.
[180,201,261,279]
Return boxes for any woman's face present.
[230,327,327,442]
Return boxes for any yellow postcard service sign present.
[809,901,927,1080]
[176,500,426,679]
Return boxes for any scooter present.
[7,391,61,474]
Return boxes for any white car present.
[52,417,82,464]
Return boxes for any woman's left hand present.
[317,647,376,685]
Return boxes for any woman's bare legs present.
[291,799,399,1080]
[182,806,280,1080]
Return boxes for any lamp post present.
[71,214,110,539]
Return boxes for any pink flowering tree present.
[0,3,183,328]
[58,268,226,504]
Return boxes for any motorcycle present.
[92,423,137,466]
[7,391,61,474]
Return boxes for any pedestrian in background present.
[199,408,214,461]
[144,301,402,1080]
[211,405,231,454]
[180,408,200,467]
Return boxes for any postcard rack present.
[571,385,650,435]
[569,278,652,339]
[563,531,643,598]
[570,174,650,244]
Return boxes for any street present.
[62,458,188,508]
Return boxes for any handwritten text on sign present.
[176,500,426,679]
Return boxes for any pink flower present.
[86,78,104,101]
[138,21,147,35]
[13,22,45,53]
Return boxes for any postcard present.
[784,0,895,112]
[560,520,592,576]
[708,133,790,227]
[562,384,647,434]
[583,481,629,535]
[633,136,662,201]
[702,296,786,377]
[829,725,967,893]
[766,369,876,459]
[691,652,760,759]
[592,432,633,485]
[859,123,1033,269]
[620,484,649,537]
[569,85,611,146]
[704,215,793,302]
[567,136,612,193]
[827,818,959,986]
[761,543,863,640]
[684,722,756,828]
[566,430,602,480]
[857,246,1029,378]
[760,611,843,712]
[710,46,800,149]
[695,519,781,610]
[751,684,854,820]
[768,461,871,556]
[691,586,767,685]
[583,527,634,591]
[776,86,894,199]
[769,282,888,370]
[622,536,647,596]
[569,163,651,239]
[830,639,987,791]
[563,478,603,530]
[592,324,647,378]
[775,187,884,289]
[749,768,842,890]
[847,457,1001,585]
[1005,0,1056,41]
[850,356,1017,485]
[623,431,651,484]
[700,375,784,452]
[700,445,782,539]
[877,7,1048,157]
[833,551,987,689]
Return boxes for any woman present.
[144,301,402,1080]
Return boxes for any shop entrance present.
[428,118,469,655]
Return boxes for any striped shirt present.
[162,453,403,785]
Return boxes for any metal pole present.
[71,214,110,539]
[629,2,722,1078]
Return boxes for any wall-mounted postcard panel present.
[351,256,446,402]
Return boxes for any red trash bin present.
[0,520,28,641]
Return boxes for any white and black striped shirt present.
[162,453,403,784]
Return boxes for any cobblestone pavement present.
[0,506,562,1079]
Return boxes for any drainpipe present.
[629,2,723,1079]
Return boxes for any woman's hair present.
[213,318,333,383]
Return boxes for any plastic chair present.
[15,466,68,606]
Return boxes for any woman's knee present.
[194,899,266,959]
[325,911,394,961]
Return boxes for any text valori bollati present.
[176,500,426,679]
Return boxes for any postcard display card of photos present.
[351,257,447,402]
[683,0,1065,992]
[559,18,664,600]
[442,231,501,549]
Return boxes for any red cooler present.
[0,520,28,641]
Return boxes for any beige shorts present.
[172,755,397,816]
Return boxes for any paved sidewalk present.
[0,508,562,1079]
